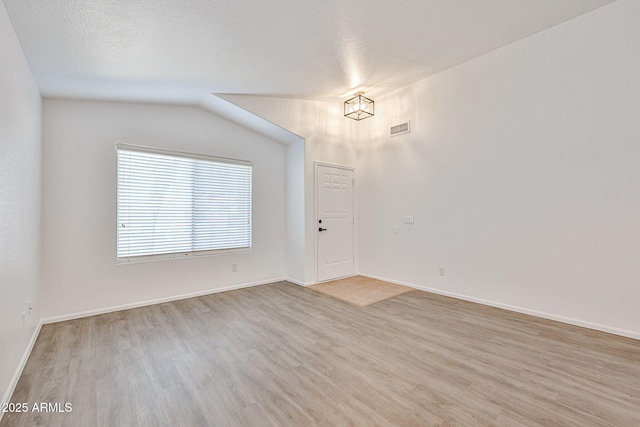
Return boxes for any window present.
[116,144,252,263]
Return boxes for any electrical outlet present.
[439,266,445,276]
[231,263,238,272]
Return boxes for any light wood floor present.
[3,281,640,426]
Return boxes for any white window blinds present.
[116,144,252,263]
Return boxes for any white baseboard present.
[359,273,640,341]
[1,320,43,421]
[41,277,286,325]
[285,277,311,286]
[285,273,362,287]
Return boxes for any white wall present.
[285,140,306,284]
[221,95,359,283]
[41,99,286,319]
[0,2,42,406]
[357,0,640,337]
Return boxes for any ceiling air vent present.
[390,121,410,137]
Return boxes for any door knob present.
[318,227,327,232]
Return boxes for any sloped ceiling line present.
[199,94,303,146]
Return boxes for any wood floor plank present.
[2,281,640,426]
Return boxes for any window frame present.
[115,143,253,264]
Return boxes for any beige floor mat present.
[308,276,413,306]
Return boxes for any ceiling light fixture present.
[344,92,374,121]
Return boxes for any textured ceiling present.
[4,0,615,103]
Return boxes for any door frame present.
[314,161,357,283]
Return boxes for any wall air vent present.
[390,121,410,137]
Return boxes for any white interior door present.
[316,164,354,282]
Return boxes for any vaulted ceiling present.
[4,0,615,103]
